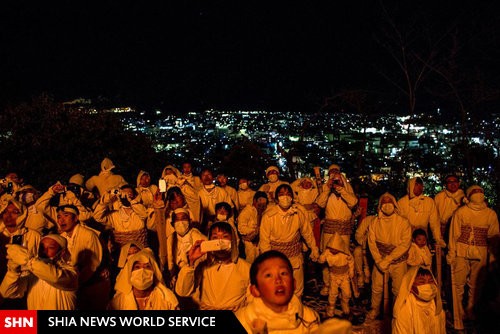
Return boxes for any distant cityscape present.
[63,98,499,193]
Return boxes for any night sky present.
[1,1,499,113]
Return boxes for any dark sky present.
[1,1,499,112]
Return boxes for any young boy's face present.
[251,257,295,312]
[413,235,427,248]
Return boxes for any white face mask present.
[381,203,395,216]
[470,192,485,203]
[415,283,437,302]
[216,214,227,221]
[130,268,154,290]
[174,220,190,236]
[278,195,293,209]
[239,183,248,190]
[268,174,279,183]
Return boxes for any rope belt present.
[328,264,349,275]
[375,241,408,264]
[113,228,148,247]
[323,219,353,235]
[457,225,488,247]
[270,233,302,258]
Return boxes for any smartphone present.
[12,235,23,246]
[200,239,232,253]
[159,179,167,193]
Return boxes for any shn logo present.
[4,317,34,328]
[0,310,37,334]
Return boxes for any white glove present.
[6,244,30,266]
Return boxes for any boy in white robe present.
[259,184,319,298]
[366,193,411,320]
[258,166,289,208]
[314,169,357,296]
[398,177,446,248]
[392,266,446,334]
[136,170,158,210]
[169,208,207,272]
[175,221,251,311]
[236,250,327,333]
[56,204,109,310]
[237,178,256,213]
[238,192,268,264]
[318,232,354,317]
[407,229,432,269]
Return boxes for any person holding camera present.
[314,165,358,296]
[0,195,41,290]
[93,185,150,249]
[175,221,251,311]
[0,173,23,197]
[35,179,94,230]
[0,233,78,310]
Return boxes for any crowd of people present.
[0,157,498,334]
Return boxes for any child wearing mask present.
[318,232,354,317]
[168,208,207,272]
[259,184,319,297]
[175,222,251,311]
[237,178,256,213]
[214,201,239,245]
[407,229,432,269]
[258,166,289,207]
[392,266,445,334]
[114,242,143,293]
[110,248,178,310]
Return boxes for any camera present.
[66,184,81,195]
[12,235,23,246]
[112,189,121,195]
[6,182,13,194]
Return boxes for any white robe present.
[175,257,251,311]
[109,284,179,310]
[0,258,77,310]
[236,296,321,334]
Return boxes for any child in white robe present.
[109,249,178,310]
[407,229,432,269]
[175,221,251,311]
[318,232,354,317]
[392,266,446,334]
